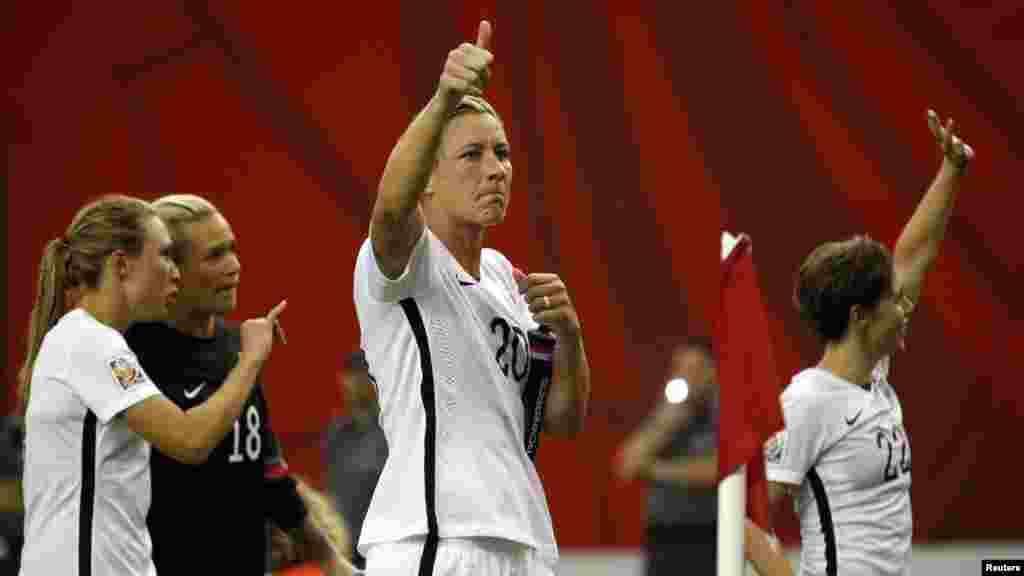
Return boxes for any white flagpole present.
[719,231,747,576]
[718,464,747,576]
[722,231,740,260]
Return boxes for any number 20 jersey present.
[353,229,557,564]
[765,359,912,576]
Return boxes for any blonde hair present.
[294,476,352,560]
[151,194,219,264]
[19,195,155,412]
[449,94,502,124]
[269,476,353,569]
[436,95,505,162]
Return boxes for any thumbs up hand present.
[438,20,494,106]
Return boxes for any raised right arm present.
[124,301,286,465]
[370,21,494,278]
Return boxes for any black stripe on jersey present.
[807,467,837,576]
[399,299,440,575]
[80,411,98,576]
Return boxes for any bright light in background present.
[664,377,689,404]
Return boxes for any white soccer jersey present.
[20,309,161,576]
[766,359,912,576]
[353,229,558,565]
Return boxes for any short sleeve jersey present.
[766,358,912,576]
[125,320,304,575]
[353,229,557,564]
[20,309,161,576]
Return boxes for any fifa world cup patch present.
[107,355,148,390]
[764,430,786,464]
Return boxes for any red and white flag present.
[715,232,785,531]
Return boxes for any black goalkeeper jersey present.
[126,320,304,575]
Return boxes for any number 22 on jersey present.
[876,425,911,482]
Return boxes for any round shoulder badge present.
[764,430,786,464]
[107,355,148,390]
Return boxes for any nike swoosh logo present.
[845,409,864,426]
[184,382,206,399]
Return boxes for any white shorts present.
[364,536,555,576]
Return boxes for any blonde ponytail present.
[18,195,155,413]
[18,238,71,413]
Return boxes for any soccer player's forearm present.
[544,331,590,436]
[621,401,695,467]
[371,95,452,278]
[181,354,263,461]
[895,111,970,302]
[649,452,718,487]
[745,519,794,576]
[894,157,961,301]
[376,94,451,217]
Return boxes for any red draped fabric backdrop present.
[7,2,1021,546]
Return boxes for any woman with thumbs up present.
[352,19,590,576]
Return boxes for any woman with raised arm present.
[353,20,590,576]
[755,111,972,576]
[18,195,286,576]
